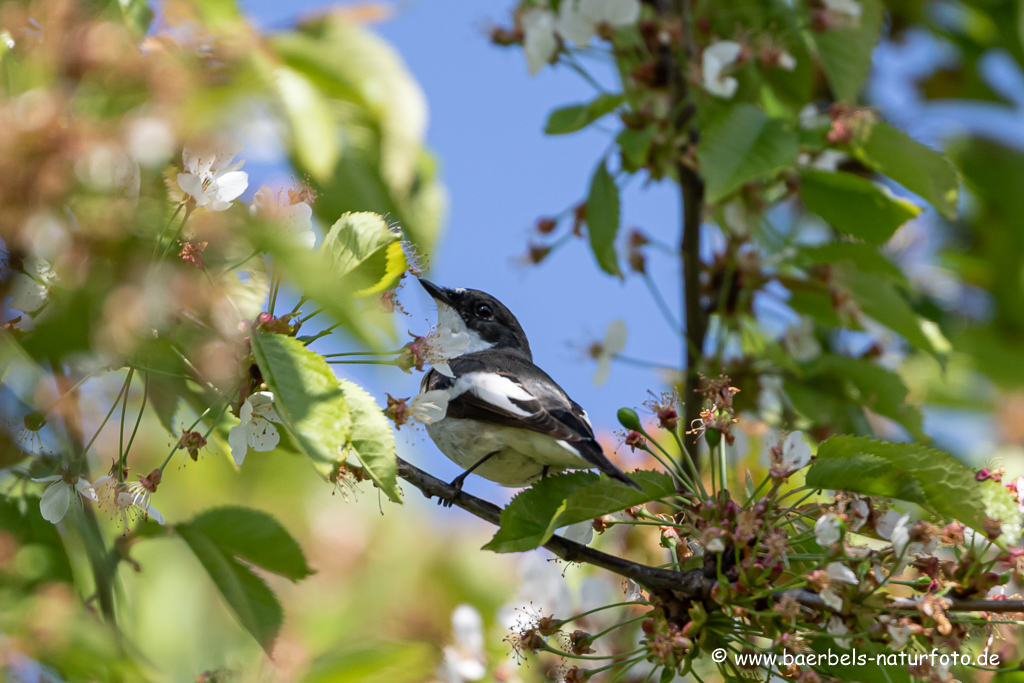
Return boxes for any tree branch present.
[658,0,708,457]
[396,457,710,596]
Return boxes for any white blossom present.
[886,621,913,650]
[874,508,903,540]
[779,431,811,474]
[33,474,98,524]
[8,255,57,314]
[815,513,842,547]
[777,51,797,71]
[522,8,558,76]
[624,579,644,602]
[819,562,858,611]
[250,185,315,248]
[782,317,822,362]
[228,391,282,465]
[591,319,626,386]
[94,475,165,526]
[436,604,486,682]
[701,41,743,99]
[847,498,870,532]
[557,0,641,46]
[177,140,248,211]
[560,520,594,546]
[410,390,449,424]
[827,616,852,649]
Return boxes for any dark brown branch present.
[657,0,708,456]
[395,458,1022,616]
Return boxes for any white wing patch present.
[556,440,582,456]
[580,410,593,429]
[453,372,535,417]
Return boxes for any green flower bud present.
[705,428,721,449]
[617,407,642,432]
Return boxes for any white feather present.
[453,372,534,417]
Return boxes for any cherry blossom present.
[33,473,98,524]
[557,0,641,46]
[250,185,315,248]
[590,319,626,386]
[701,41,743,99]
[176,140,249,211]
[228,391,282,465]
[522,7,558,76]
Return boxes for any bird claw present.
[437,476,467,507]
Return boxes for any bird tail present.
[580,440,642,490]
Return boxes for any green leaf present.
[804,355,924,439]
[545,94,624,135]
[337,378,401,504]
[251,332,352,465]
[484,471,676,553]
[806,436,988,531]
[800,243,905,283]
[617,127,654,172]
[177,522,282,653]
[844,269,937,354]
[800,170,921,244]
[586,161,622,277]
[697,104,799,203]
[275,67,340,182]
[177,507,313,581]
[320,211,404,295]
[853,121,959,219]
[0,495,74,584]
[813,0,884,101]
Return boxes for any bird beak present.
[418,278,453,306]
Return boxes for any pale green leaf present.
[321,211,404,295]
[800,170,921,244]
[251,332,351,464]
[806,436,988,532]
[305,642,437,683]
[845,269,938,355]
[275,67,340,182]
[586,161,622,277]
[545,94,624,135]
[337,379,401,504]
[697,104,799,203]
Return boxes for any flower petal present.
[247,419,280,452]
[75,478,98,502]
[213,170,249,204]
[177,172,208,205]
[434,361,455,378]
[146,504,166,525]
[522,8,558,75]
[558,0,597,45]
[411,390,449,424]
[39,482,71,524]
[8,273,49,312]
[228,423,249,466]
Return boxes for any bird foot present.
[437,474,468,508]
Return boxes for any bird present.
[417,279,640,502]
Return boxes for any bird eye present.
[475,304,493,319]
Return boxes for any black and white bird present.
[417,279,639,497]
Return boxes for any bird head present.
[418,279,532,359]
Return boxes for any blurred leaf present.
[177,506,313,581]
[800,170,921,244]
[320,211,404,295]
[617,127,654,172]
[804,355,924,438]
[545,94,624,135]
[814,0,884,101]
[176,520,282,653]
[272,17,443,250]
[484,471,676,553]
[697,104,799,203]
[586,161,622,277]
[800,243,905,283]
[806,436,988,531]
[786,284,843,328]
[845,269,938,356]
[853,121,959,219]
[117,0,154,36]
[275,67,340,182]
[251,332,352,465]
[337,378,401,504]
[305,642,436,683]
